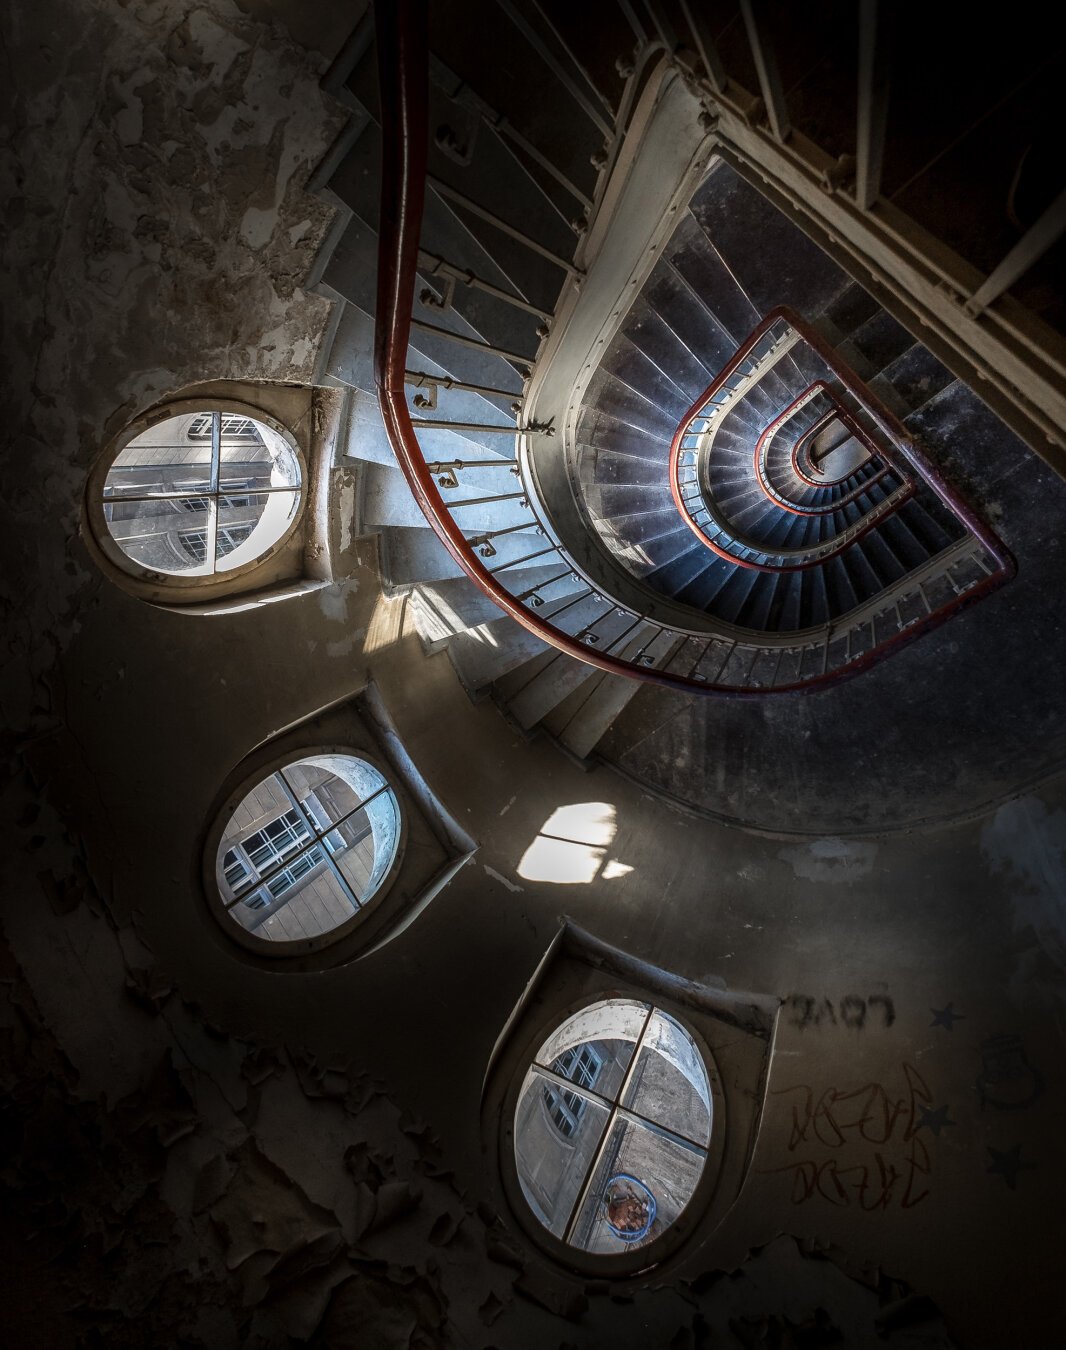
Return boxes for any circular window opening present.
[100,409,302,578]
[513,999,712,1256]
[215,755,401,947]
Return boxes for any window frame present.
[202,745,407,959]
[85,396,307,601]
[494,989,728,1278]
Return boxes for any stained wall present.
[2,3,1064,1348]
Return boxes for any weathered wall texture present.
[2,3,1064,1349]
[1,0,350,750]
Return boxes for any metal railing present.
[373,2,1015,696]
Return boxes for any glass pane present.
[213,490,299,571]
[103,497,215,575]
[281,758,371,828]
[230,855,357,942]
[514,1066,611,1240]
[326,806,373,899]
[326,788,401,902]
[534,1000,649,1104]
[106,423,214,496]
[362,786,401,895]
[621,1010,712,1147]
[567,1115,706,1254]
[219,420,300,490]
[216,771,297,888]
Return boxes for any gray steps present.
[542,626,682,760]
[303,11,1001,773]
[447,617,550,691]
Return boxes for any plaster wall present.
[2,3,1064,1348]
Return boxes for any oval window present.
[99,409,301,578]
[214,755,401,947]
[513,999,712,1254]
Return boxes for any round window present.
[214,755,401,948]
[512,999,712,1256]
[97,408,301,579]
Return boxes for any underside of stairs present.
[300,3,1064,803]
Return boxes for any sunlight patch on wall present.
[363,590,406,654]
[518,802,631,885]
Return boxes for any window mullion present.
[204,498,219,575]
[274,772,362,911]
[613,1007,653,1109]
[318,843,362,913]
[210,409,221,494]
[560,1010,651,1247]
[562,1105,621,1247]
[325,783,391,837]
[610,1102,710,1155]
[275,772,324,843]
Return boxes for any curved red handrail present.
[671,377,914,572]
[373,0,739,696]
[752,382,889,512]
[374,3,1015,698]
[789,410,874,488]
[669,306,1014,581]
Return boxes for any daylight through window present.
[513,999,712,1255]
[215,755,401,945]
[100,409,301,578]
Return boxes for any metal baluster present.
[411,319,534,368]
[418,251,553,320]
[487,544,561,575]
[428,177,586,273]
[405,370,524,404]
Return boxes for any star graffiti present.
[930,1002,966,1030]
[986,1144,1035,1190]
[916,1104,955,1137]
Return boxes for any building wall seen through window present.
[100,409,302,578]
[214,755,401,946]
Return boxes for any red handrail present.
[672,378,913,572]
[755,386,890,510]
[789,411,874,489]
[752,384,892,511]
[669,305,1015,579]
[373,0,732,696]
[373,3,1015,698]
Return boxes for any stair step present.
[380,526,467,587]
[549,627,685,759]
[361,462,434,530]
[664,212,760,352]
[505,650,598,730]
[408,575,522,647]
[448,615,550,691]
[688,160,852,318]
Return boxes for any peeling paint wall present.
[2,3,1064,1348]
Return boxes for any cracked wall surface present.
[1,2,1064,1348]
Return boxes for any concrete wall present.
[2,3,1063,1348]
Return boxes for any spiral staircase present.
[305,2,1065,800]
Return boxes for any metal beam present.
[966,188,1066,316]
[678,0,728,95]
[642,1,678,54]
[739,0,791,142]
[615,0,648,47]
[496,0,614,139]
[855,0,892,210]
[530,0,616,121]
